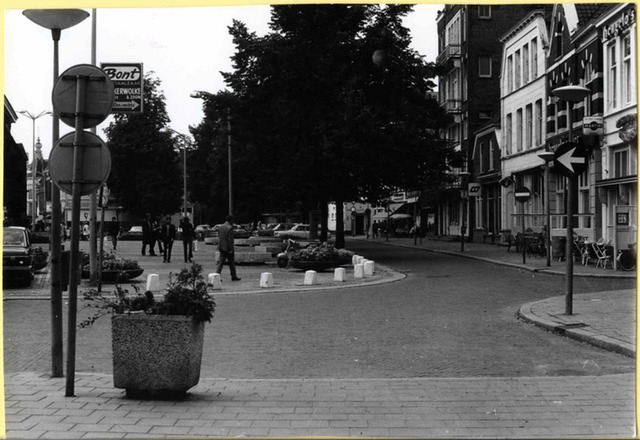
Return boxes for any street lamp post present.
[191,91,233,216]
[23,8,90,380]
[459,171,471,252]
[537,150,555,267]
[551,85,590,316]
[168,129,191,217]
[19,110,51,227]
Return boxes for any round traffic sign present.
[553,141,588,177]
[48,132,111,196]
[514,186,531,203]
[52,64,114,129]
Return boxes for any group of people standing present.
[141,213,194,263]
[139,213,240,281]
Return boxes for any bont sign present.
[101,62,144,113]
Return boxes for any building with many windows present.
[545,3,611,242]
[499,9,551,238]
[595,4,637,250]
[435,4,544,240]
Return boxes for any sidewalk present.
[359,235,636,358]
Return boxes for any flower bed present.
[82,251,143,282]
[289,243,353,271]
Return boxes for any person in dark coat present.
[180,216,195,263]
[109,216,121,250]
[216,215,240,281]
[160,215,176,263]
[154,215,164,254]
[141,213,156,256]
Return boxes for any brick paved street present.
[3,237,635,438]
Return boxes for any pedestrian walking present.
[180,216,195,263]
[154,215,164,254]
[160,215,176,263]
[141,213,156,256]
[216,214,241,281]
[108,216,121,250]
[372,222,379,239]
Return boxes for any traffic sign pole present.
[66,75,87,397]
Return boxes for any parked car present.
[274,224,318,240]
[120,225,143,241]
[233,225,251,239]
[3,226,34,286]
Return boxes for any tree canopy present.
[104,74,182,219]
[189,4,457,244]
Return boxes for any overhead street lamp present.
[168,128,193,217]
[23,8,90,381]
[191,90,233,216]
[551,84,590,316]
[537,150,555,267]
[19,109,51,227]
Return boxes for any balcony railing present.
[436,44,461,65]
[441,98,462,113]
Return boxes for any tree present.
[192,5,457,246]
[104,74,182,219]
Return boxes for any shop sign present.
[617,212,630,226]
[602,8,635,41]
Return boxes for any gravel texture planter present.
[112,313,205,398]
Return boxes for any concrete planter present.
[112,313,205,398]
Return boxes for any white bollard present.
[260,272,274,288]
[354,263,365,278]
[356,256,365,265]
[208,273,222,290]
[334,267,346,282]
[364,260,375,276]
[146,274,160,292]
[351,255,360,265]
[193,240,198,252]
[304,270,318,285]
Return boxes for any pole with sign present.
[552,84,590,316]
[51,64,113,397]
[515,187,531,264]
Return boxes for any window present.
[614,149,629,178]
[515,50,521,89]
[578,171,591,228]
[523,44,529,84]
[582,62,592,116]
[531,38,538,78]
[516,109,523,152]
[478,5,491,19]
[608,42,618,109]
[535,100,542,146]
[479,56,492,77]
[525,104,532,149]
[479,141,485,172]
[555,19,564,58]
[489,139,495,171]
[507,55,513,93]
[479,111,492,119]
[506,114,512,155]
[623,34,633,104]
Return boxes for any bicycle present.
[617,243,636,271]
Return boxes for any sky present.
[4,4,442,163]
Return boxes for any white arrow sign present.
[557,147,586,174]
[113,101,141,110]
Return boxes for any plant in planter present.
[82,250,143,282]
[288,243,354,271]
[80,263,216,398]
